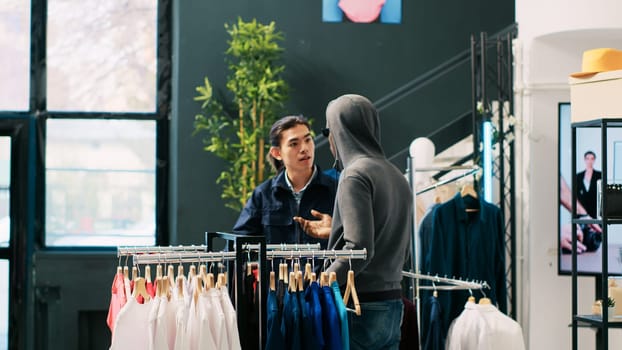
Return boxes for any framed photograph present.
[558,102,622,275]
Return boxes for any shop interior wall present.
[170,0,515,244]
[515,0,622,348]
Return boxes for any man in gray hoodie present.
[295,94,413,349]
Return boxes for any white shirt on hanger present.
[446,301,525,350]
[109,296,153,350]
[219,286,241,350]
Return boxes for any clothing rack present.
[401,271,490,291]
[405,163,481,302]
[116,243,321,257]
[416,167,481,195]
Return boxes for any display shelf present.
[570,117,622,350]
[575,314,622,328]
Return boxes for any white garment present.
[185,278,203,350]
[446,302,526,350]
[148,296,162,350]
[173,276,189,350]
[219,286,241,350]
[153,297,177,350]
[110,297,153,350]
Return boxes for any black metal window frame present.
[28,0,171,249]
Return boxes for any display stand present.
[570,118,622,350]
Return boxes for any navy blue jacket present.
[232,167,337,248]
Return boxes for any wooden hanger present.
[132,266,138,281]
[156,264,163,280]
[343,270,361,316]
[460,184,478,198]
[117,265,123,275]
[269,271,276,291]
[132,277,150,302]
[177,264,184,279]
[145,265,152,284]
[329,271,337,285]
[320,272,329,287]
[478,297,491,305]
[155,277,162,298]
[304,262,312,282]
[289,271,297,292]
[188,265,196,280]
[460,184,480,212]
[123,266,129,279]
[167,265,175,281]
[296,271,304,292]
[176,275,185,299]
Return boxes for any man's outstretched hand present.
[293,209,332,239]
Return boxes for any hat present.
[570,48,622,78]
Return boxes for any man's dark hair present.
[584,150,596,159]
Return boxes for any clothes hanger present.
[460,182,480,212]
[132,277,150,302]
[343,256,361,316]
[478,288,491,304]
[270,260,276,291]
[296,270,304,292]
[289,271,297,292]
[432,281,438,298]
[467,289,476,303]
[329,271,337,285]
[145,265,152,284]
[132,266,139,281]
[176,275,185,299]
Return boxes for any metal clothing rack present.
[405,163,481,303]
[401,271,490,292]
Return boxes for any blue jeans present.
[348,299,404,350]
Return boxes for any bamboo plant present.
[194,18,288,211]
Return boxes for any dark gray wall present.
[170,0,515,243]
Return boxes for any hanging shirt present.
[173,283,189,350]
[147,296,162,350]
[106,271,127,336]
[304,281,325,349]
[426,193,506,339]
[297,289,317,350]
[422,296,444,350]
[320,285,342,350]
[399,297,419,350]
[446,302,525,350]
[266,288,285,350]
[109,296,152,350]
[331,281,350,350]
[280,288,302,350]
[219,286,242,350]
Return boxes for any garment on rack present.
[109,296,152,350]
[331,281,350,350]
[266,288,285,350]
[399,297,418,350]
[422,193,506,345]
[422,295,444,350]
[320,285,342,350]
[446,301,525,350]
[280,288,302,350]
[106,270,128,336]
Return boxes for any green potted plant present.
[194,17,289,211]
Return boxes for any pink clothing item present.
[106,272,127,335]
[338,0,386,23]
[146,281,156,298]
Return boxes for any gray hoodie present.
[325,94,413,294]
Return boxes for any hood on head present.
[325,94,384,168]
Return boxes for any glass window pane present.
[0,0,31,111]
[0,260,6,350]
[47,0,157,113]
[0,137,9,248]
[45,119,156,247]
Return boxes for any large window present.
[46,119,156,247]
[42,0,161,247]
[0,1,31,111]
[47,0,157,112]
